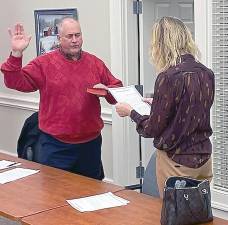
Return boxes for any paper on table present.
[0,160,21,170]
[67,192,130,212]
[108,85,151,115]
[0,168,40,184]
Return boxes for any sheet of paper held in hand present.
[109,85,151,115]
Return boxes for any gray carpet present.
[0,217,21,225]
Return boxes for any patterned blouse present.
[130,54,215,168]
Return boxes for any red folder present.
[86,88,108,96]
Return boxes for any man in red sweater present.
[1,17,122,180]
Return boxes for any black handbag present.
[161,176,213,225]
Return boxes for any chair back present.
[142,151,159,197]
[17,112,41,162]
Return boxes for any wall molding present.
[212,188,228,212]
[0,92,112,124]
[0,93,39,111]
[212,188,228,219]
[101,107,112,124]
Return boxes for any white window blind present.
[212,0,228,191]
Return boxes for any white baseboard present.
[213,208,228,220]
[103,177,114,184]
[212,188,228,220]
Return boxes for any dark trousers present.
[37,132,104,180]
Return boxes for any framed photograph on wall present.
[34,8,77,56]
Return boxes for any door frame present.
[109,0,209,185]
[109,0,140,186]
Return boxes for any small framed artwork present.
[34,8,77,55]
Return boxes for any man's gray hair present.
[57,17,79,34]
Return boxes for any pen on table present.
[7,162,21,168]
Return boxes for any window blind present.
[212,0,228,191]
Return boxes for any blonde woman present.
[115,17,215,197]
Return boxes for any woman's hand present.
[115,103,133,117]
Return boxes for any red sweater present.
[1,50,122,143]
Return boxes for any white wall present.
[0,0,115,181]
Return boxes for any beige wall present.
[0,0,114,181]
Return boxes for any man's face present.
[58,20,83,56]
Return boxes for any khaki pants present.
[156,150,213,198]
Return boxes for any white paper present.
[67,192,130,212]
[0,168,40,184]
[0,160,21,170]
[109,85,151,115]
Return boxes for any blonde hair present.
[149,17,201,73]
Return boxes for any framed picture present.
[34,8,77,55]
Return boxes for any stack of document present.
[67,192,130,212]
[0,168,39,184]
[0,160,21,170]
[109,85,151,115]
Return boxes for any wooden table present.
[21,190,228,225]
[0,153,123,221]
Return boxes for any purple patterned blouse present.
[130,54,215,168]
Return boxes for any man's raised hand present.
[8,23,32,57]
